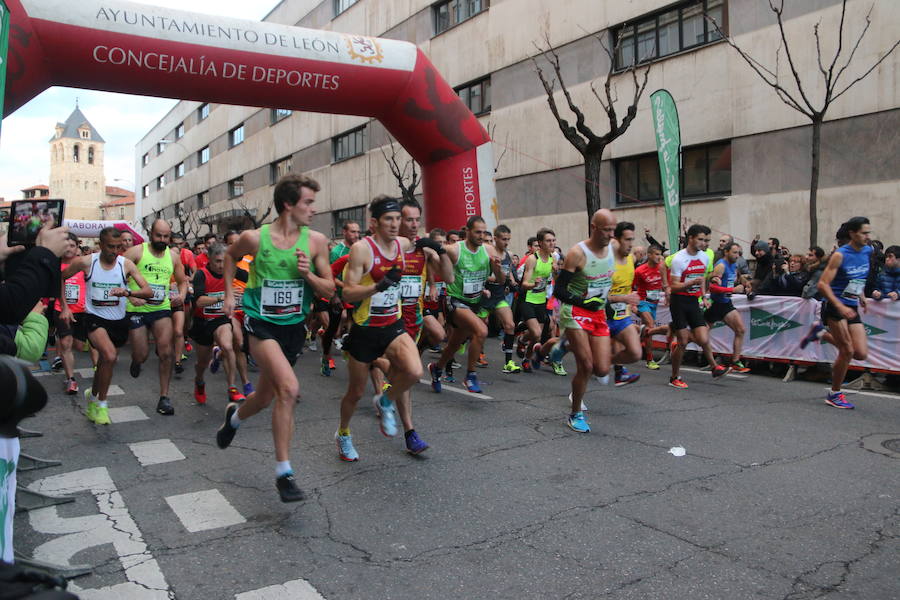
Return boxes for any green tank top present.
[526,253,553,304]
[242,224,314,325]
[447,243,490,305]
[127,243,174,313]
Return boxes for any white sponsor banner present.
[64,219,144,242]
[653,295,900,373]
[23,0,417,72]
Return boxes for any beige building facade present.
[50,106,107,220]
[137,0,899,252]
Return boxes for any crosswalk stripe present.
[128,439,185,466]
[165,489,246,533]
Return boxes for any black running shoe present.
[216,403,239,449]
[276,473,306,503]
[174,362,184,375]
[156,396,175,415]
[130,360,141,378]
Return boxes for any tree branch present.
[530,45,587,154]
[770,0,819,115]
[830,37,900,103]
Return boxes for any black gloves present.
[375,266,403,291]
[415,237,446,255]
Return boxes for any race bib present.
[532,277,547,292]
[586,279,612,302]
[370,285,400,316]
[646,289,661,302]
[261,279,303,316]
[462,271,487,298]
[203,291,225,316]
[147,283,167,306]
[425,281,446,298]
[610,301,628,319]
[65,283,81,304]
[842,279,865,300]
[685,273,704,292]
[400,275,422,304]
[90,282,120,307]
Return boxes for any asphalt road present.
[13,339,900,600]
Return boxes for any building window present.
[73,144,80,163]
[197,191,208,209]
[157,141,166,154]
[270,156,292,184]
[455,77,491,115]
[80,129,90,139]
[175,162,185,179]
[142,152,150,167]
[198,146,210,165]
[119,207,126,220]
[615,141,731,205]
[142,185,150,199]
[229,177,244,198]
[271,108,293,124]
[332,126,366,162]
[332,205,366,239]
[157,175,166,190]
[434,0,487,35]
[229,124,245,148]
[88,146,95,165]
[175,122,185,139]
[333,0,358,16]
[198,103,209,121]
[614,0,725,70]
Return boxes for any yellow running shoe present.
[93,405,111,425]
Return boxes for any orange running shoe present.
[194,381,207,405]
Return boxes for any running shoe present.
[210,347,222,374]
[456,342,468,356]
[156,396,175,416]
[646,360,660,370]
[216,403,240,449]
[615,367,640,386]
[824,390,854,409]
[185,341,193,353]
[247,354,259,372]
[328,357,336,370]
[180,353,188,363]
[711,365,729,379]
[335,431,359,461]
[463,372,482,393]
[567,411,590,433]
[243,381,254,397]
[65,378,78,395]
[308,340,317,352]
[321,356,332,377]
[516,335,527,358]
[373,394,398,437]
[730,361,751,374]
[552,361,567,376]
[428,362,442,393]
[451,360,462,369]
[476,353,489,368]
[129,360,141,378]
[194,381,207,405]
[93,405,111,426]
[442,372,457,383]
[502,360,522,374]
[668,376,689,389]
[428,345,442,354]
[84,389,97,422]
[800,322,825,349]
[405,430,429,454]
[228,386,246,403]
[51,356,63,372]
[521,359,533,373]
[275,473,305,503]
[174,361,184,375]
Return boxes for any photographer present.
[802,246,827,299]
[0,226,70,357]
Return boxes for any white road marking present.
[27,467,171,599]
[108,406,149,423]
[75,367,96,378]
[827,387,899,400]
[680,367,748,380]
[128,439,185,466]
[418,379,493,399]
[165,489,246,533]
[236,579,326,600]
[106,384,125,396]
[30,370,50,377]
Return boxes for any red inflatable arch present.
[2,0,497,232]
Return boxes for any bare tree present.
[380,139,420,203]
[531,27,650,217]
[487,122,509,174]
[708,1,899,246]
[235,198,273,230]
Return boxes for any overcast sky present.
[0,1,278,204]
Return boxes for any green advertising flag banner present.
[650,89,681,252]
[0,0,9,137]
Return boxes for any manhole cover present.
[861,434,900,459]
[882,439,900,453]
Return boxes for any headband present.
[372,200,401,219]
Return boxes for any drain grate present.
[861,434,900,459]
